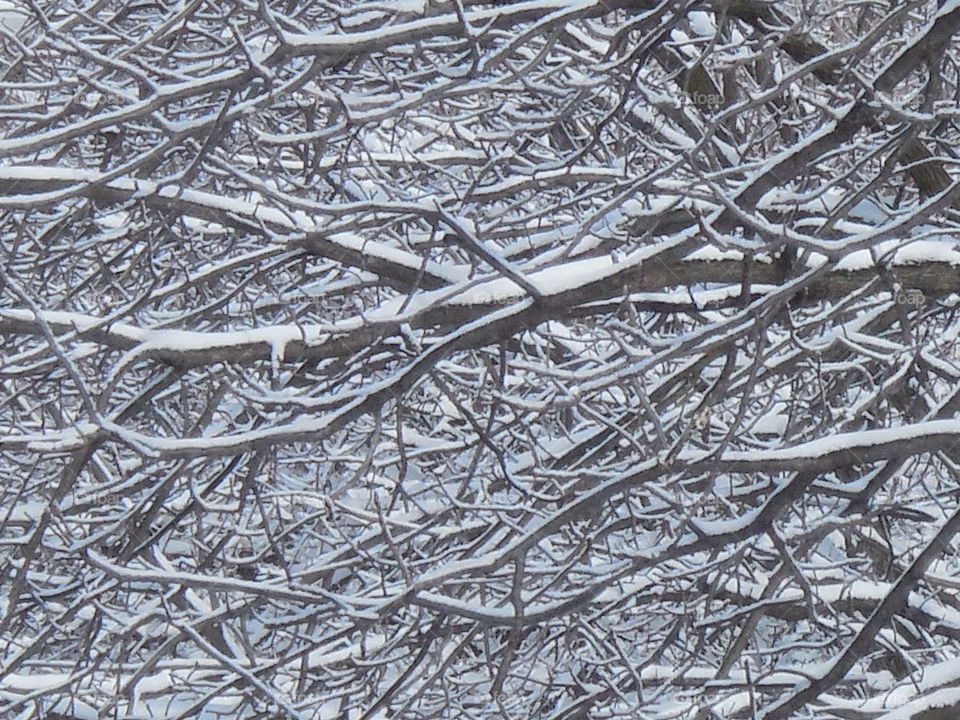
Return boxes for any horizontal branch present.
[2,252,956,367]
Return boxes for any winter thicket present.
[4,1,960,719]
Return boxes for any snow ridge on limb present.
[3,242,956,370]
